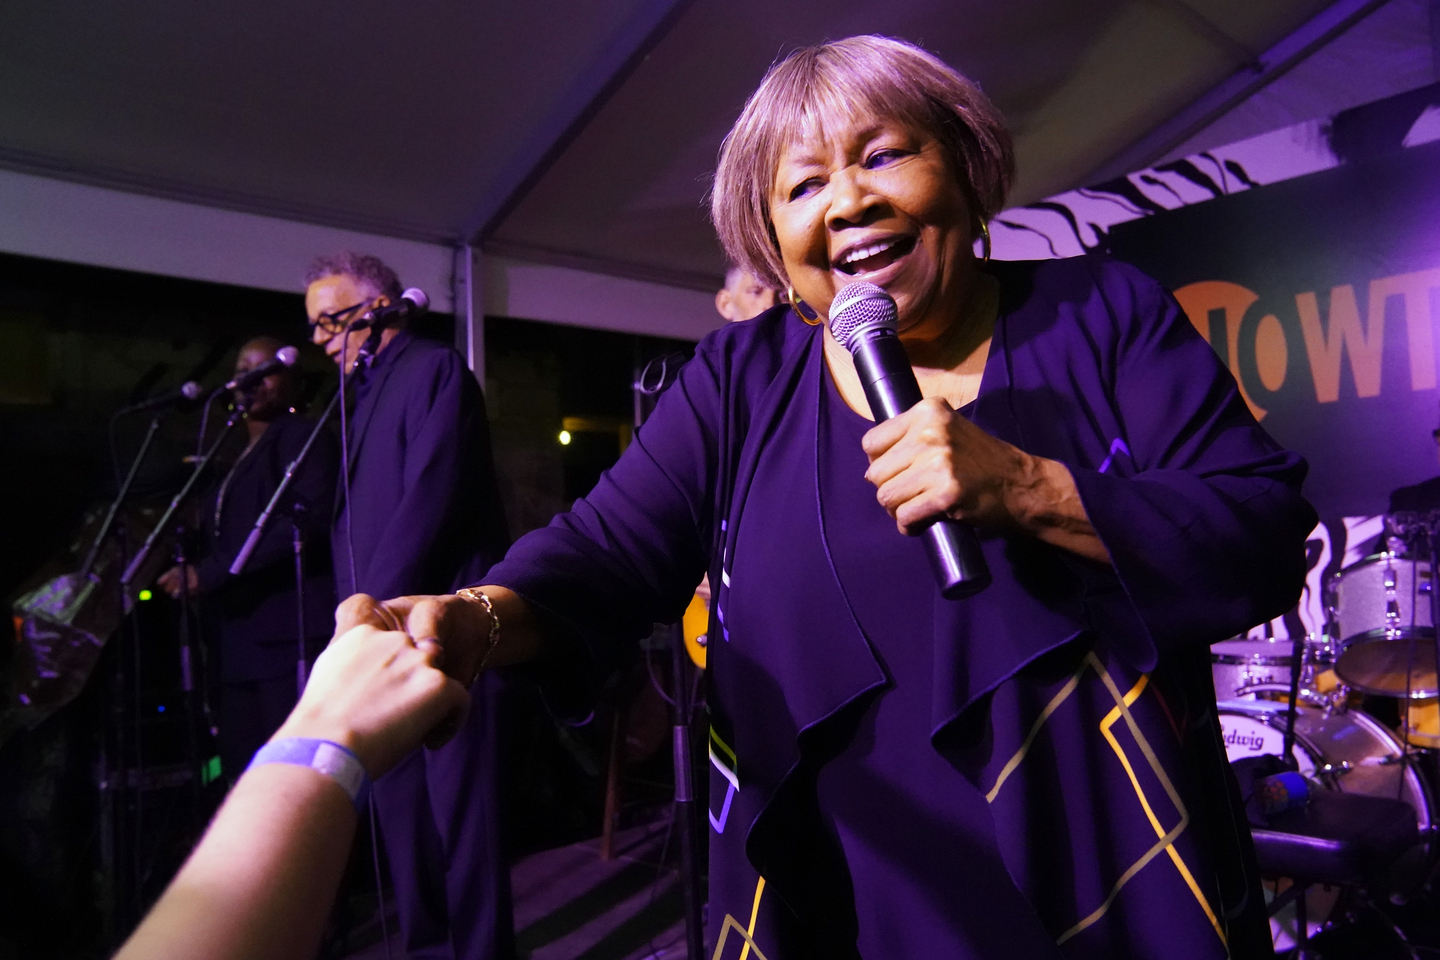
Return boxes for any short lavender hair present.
[303,252,403,302]
[711,35,1014,291]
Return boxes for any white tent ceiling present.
[0,0,1434,338]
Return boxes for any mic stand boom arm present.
[229,387,341,577]
[120,409,243,589]
[229,389,343,694]
[81,415,164,581]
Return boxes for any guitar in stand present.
[3,396,193,746]
[4,500,174,745]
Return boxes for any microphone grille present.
[180,381,203,400]
[276,345,300,367]
[828,282,898,348]
[402,287,430,312]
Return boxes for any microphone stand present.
[120,406,242,590]
[91,412,163,946]
[172,527,203,807]
[669,622,704,960]
[1282,629,1303,770]
[1418,519,1439,792]
[83,415,163,582]
[97,403,206,938]
[229,387,344,697]
[291,513,308,697]
[634,350,706,959]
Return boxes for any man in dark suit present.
[305,253,513,960]
[158,336,338,782]
[1390,467,1440,514]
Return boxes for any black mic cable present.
[330,312,390,960]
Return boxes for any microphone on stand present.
[354,289,428,369]
[828,281,991,599]
[117,381,204,414]
[352,288,429,331]
[222,346,300,392]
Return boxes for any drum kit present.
[1213,517,1440,952]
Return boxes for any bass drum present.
[1218,700,1434,949]
[1218,700,1432,826]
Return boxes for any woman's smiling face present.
[768,115,977,339]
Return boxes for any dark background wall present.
[0,250,693,602]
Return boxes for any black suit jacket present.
[1390,476,1440,513]
[333,331,509,601]
[195,411,339,682]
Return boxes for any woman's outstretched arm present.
[113,609,467,960]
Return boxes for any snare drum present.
[1329,555,1438,698]
[1210,634,1333,702]
[1211,637,1292,699]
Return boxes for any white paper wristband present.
[247,737,371,810]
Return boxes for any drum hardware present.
[1220,698,1437,949]
[1220,609,1439,952]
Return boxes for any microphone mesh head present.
[180,381,203,400]
[402,287,430,312]
[276,345,300,367]
[828,282,898,349]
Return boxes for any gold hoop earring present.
[978,220,992,265]
[787,286,823,326]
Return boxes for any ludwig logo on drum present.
[1222,726,1268,752]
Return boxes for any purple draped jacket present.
[486,256,1316,959]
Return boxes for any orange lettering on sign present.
[1255,315,1287,392]
[1178,267,1439,410]
[1296,286,1383,402]
[1173,281,1265,420]
[1367,268,1440,392]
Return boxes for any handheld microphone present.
[224,346,300,392]
[117,380,203,414]
[828,282,991,599]
[353,288,429,331]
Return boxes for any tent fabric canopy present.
[0,0,1434,334]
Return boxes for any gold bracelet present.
[454,587,501,684]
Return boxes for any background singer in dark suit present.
[158,336,338,784]
[305,252,513,960]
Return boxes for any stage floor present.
[334,813,1440,960]
[341,817,688,960]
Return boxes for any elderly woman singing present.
[355,35,1315,959]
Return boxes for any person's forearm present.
[1009,456,1111,564]
[113,764,356,960]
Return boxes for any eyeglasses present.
[308,300,371,335]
